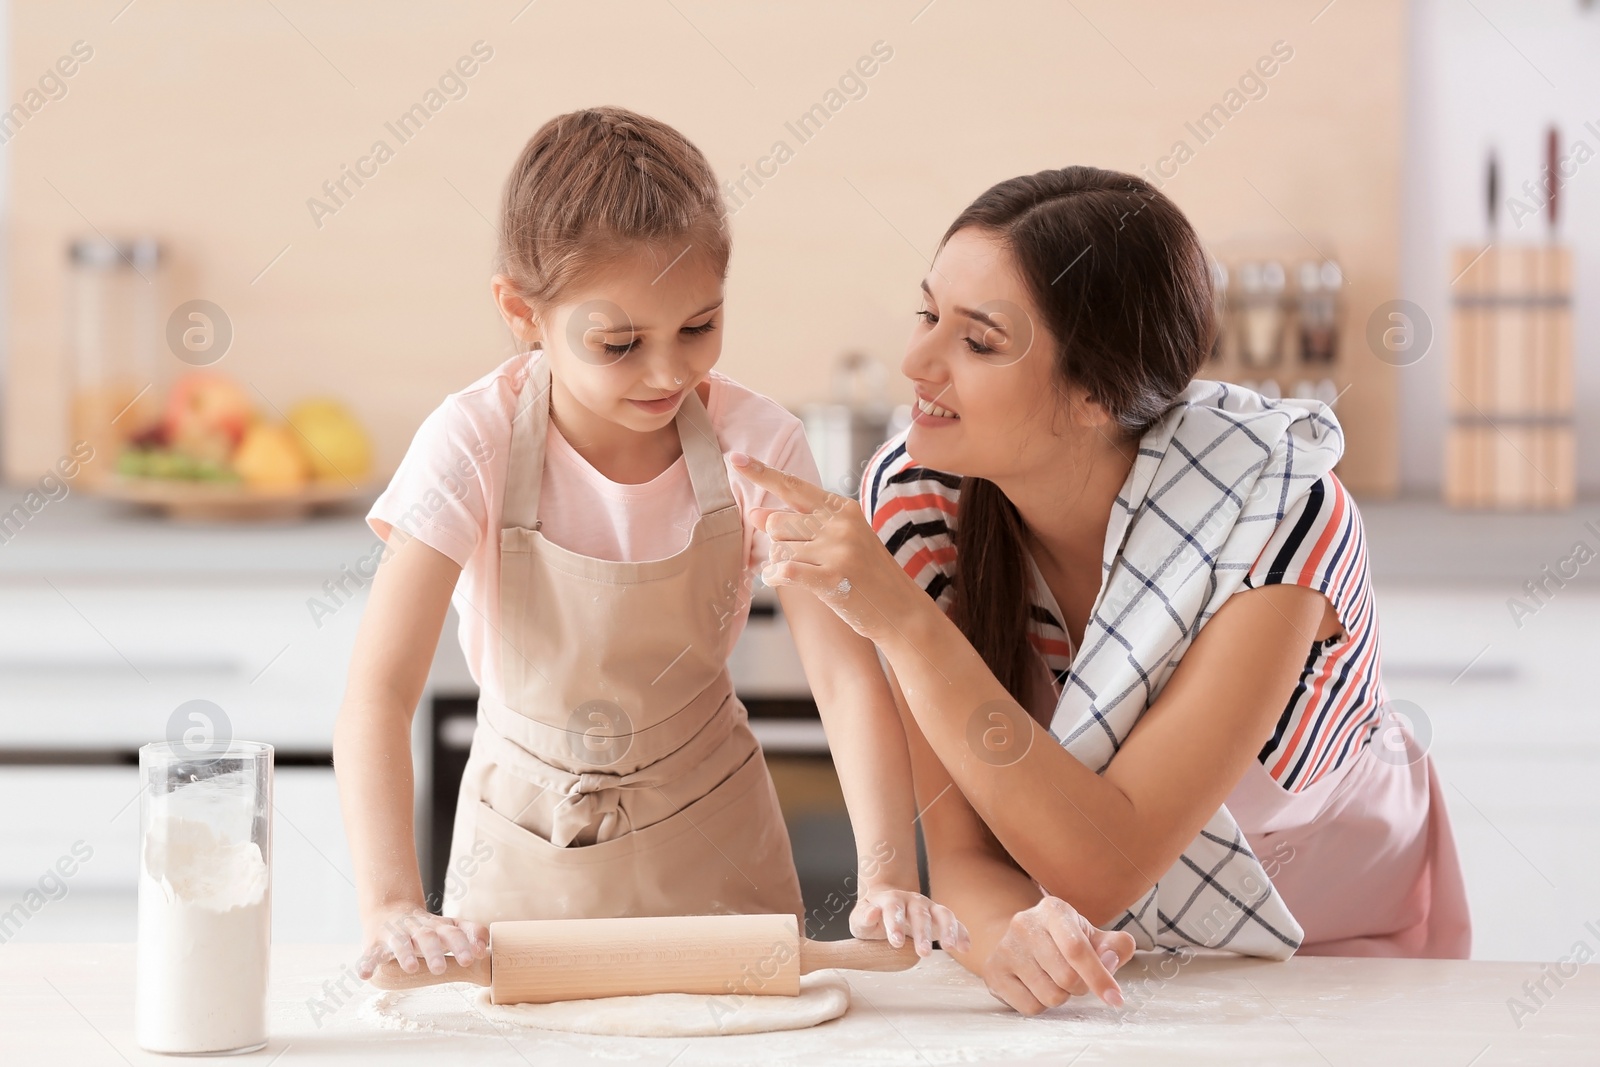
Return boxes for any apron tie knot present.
[549,771,628,846]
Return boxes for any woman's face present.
[901,227,1077,481]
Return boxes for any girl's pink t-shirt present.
[368,353,820,700]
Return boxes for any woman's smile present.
[912,389,960,425]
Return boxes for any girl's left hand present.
[852,887,971,957]
[732,452,914,644]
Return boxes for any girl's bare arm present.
[777,585,968,954]
[332,532,487,976]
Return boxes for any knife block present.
[1445,244,1574,509]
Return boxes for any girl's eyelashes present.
[600,320,716,354]
[914,308,937,325]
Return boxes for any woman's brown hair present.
[498,106,729,311]
[945,167,1215,711]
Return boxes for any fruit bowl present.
[100,477,374,522]
[101,374,378,521]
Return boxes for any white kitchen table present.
[1,943,1592,1065]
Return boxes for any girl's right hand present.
[851,886,971,957]
[356,903,490,980]
[981,896,1134,1016]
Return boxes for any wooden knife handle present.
[798,937,921,975]
[370,952,492,991]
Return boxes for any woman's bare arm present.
[873,580,1326,923]
[735,454,1328,925]
[879,660,1041,970]
[885,660,1133,1013]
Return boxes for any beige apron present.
[442,355,803,924]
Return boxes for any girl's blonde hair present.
[498,107,730,309]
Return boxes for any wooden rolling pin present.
[370,913,920,1004]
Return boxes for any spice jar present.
[1295,259,1343,365]
[1235,260,1287,370]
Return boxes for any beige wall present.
[7,0,1403,491]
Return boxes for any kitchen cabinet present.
[0,766,357,944]
[1375,582,1600,963]
[0,570,368,943]
[0,499,379,944]
[5,496,1596,962]
[0,580,364,750]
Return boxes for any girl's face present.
[901,227,1087,481]
[495,244,725,435]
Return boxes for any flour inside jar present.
[135,806,271,1054]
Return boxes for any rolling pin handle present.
[370,952,492,991]
[798,937,921,975]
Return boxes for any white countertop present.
[1358,497,1600,586]
[2,944,1591,1065]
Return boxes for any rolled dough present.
[471,972,851,1037]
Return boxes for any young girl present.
[334,107,966,979]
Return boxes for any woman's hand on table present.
[733,452,917,644]
[852,887,972,957]
[356,903,489,980]
[983,896,1134,1016]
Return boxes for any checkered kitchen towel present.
[1049,380,1343,959]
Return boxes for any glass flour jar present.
[135,741,273,1055]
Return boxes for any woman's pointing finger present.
[728,452,831,511]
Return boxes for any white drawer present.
[0,579,365,750]
[0,766,140,891]
[0,766,360,943]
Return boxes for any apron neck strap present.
[675,383,737,516]
[502,352,550,531]
[501,354,736,531]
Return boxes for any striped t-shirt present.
[862,437,1386,793]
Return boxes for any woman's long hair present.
[945,168,1214,710]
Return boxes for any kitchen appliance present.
[135,739,272,1055]
[801,351,897,498]
[370,913,918,1002]
[67,237,163,488]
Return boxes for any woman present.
[734,166,1470,1016]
